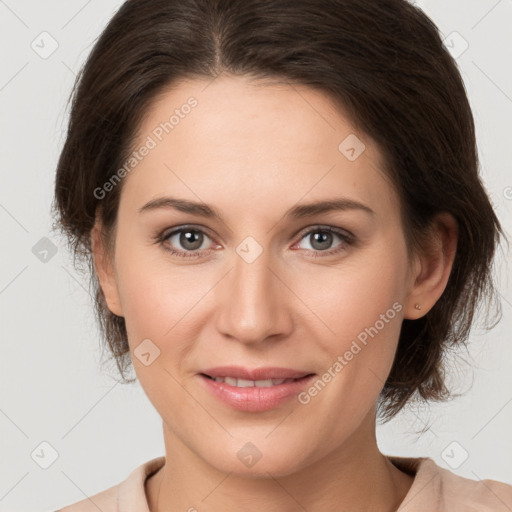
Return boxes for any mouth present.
[200,373,314,388]
[197,367,316,412]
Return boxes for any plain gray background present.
[1,0,511,510]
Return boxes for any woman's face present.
[95,74,423,476]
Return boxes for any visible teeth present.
[236,378,254,388]
[210,376,296,387]
[255,379,274,387]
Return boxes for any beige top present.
[56,455,512,511]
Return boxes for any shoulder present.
[389,455,512,512]
[55,456,166,512]
[434,460,512,511]
[57,484,118,512]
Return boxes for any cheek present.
[295,241,408,346]
[112,238,200,356]
[114,263,203,413]
[294,237,408,409]
[119,274,200,354]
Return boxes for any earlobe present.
[90,221,124,317]
[404,212,458,319]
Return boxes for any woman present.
[53,0,512,510]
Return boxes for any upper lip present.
[200,366,314,380]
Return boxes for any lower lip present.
[199,374,315,412]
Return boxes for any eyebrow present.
[137,196,375,220]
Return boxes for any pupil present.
[312,231,332,251]
[181,230,202,250]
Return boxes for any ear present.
[403,212,458,319]
[90,219,124,317]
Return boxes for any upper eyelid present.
[162,224,216,242]
[295,224,352,238]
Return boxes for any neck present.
[146,411,414,512]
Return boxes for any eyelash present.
[154,224,355,259]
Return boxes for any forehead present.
[120,74,397,222]
[137,74,374,161]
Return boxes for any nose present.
[215,246,294,346]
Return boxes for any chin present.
[201,439,314,478]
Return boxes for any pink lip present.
[198,366,315,412]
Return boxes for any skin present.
[91,74,457,512]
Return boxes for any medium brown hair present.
[52,0,505,422]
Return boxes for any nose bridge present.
[234,244,273,302]
[216,239,291,344]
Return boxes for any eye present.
[155,224,355,259]
[294,226,354,257]
[157,226,216,258]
